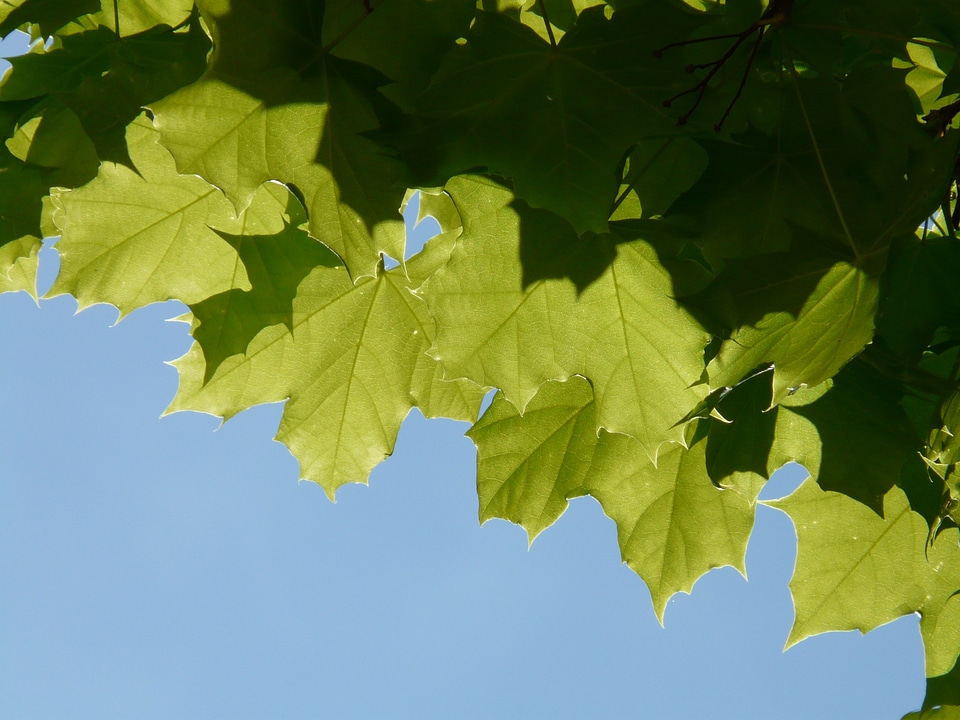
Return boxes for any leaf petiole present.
[537,0,557,48]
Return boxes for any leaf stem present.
[113,0,121,38]
[537,0,557,48]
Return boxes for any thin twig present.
[654,0,794,127]
[113,0,121,38]
[653,32,748,59]
[714,26,766,132]
[662,29,756,125]
[537,0,557,48]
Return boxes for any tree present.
[1,0,959,714]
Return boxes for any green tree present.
[2,0,960,714]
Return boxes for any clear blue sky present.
[0,29,927,720]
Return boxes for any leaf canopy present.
[3,0,960,714]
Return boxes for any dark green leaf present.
[394,5,698,235]
[0,0,98,36]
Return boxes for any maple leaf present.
[3,2,960,712]
[393,4,702,235]
[768,480,960,678]
[169,222,485,498]
[149,0,408,278]
[48,115,251,315]
[188,187,342,382]
[469,375,758,621]
[425,174,710,459]
[0,0,98,36]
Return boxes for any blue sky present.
[1,214,929,720]
[0,27,929,720]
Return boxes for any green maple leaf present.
[5,97,99,186]
[0,25,116,101]
[785,362,918,512]
[521,0,602,42]
[149,0,407,278]
[587,427,756,622]
[899,41,954,116]
[903,707,960,720]
[476,0,614,44]
[321,0,475,110]
[664,66,952,263]
[0,151,43,295]
[0,17,210,166]
[702,249,881,406]
[611,136,709,222]
[0,98,45,296]
[394,4,698,235]
[0,235,39,294]
[663,129,829,261]
[468,375,595,541]
[3,0,960,706]
[702,360,919,513]
[0,20,209,294]
[169,225,485,498]
[468,375,758,621]
[425,174,710,459]
[768,480,960,678]
[528,0,611,35]
[92,0,194,37]
[189,187,341,382]
[71,19,211,165]
[704,366,777,499]
[684,64,959,402]
[0,0,98,36]
[48,114,254,315]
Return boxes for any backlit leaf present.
[150,0,407,278]
[705,250,881,406]
[48,114,249,315]
[188,184,342,381]
[5,2,960,712]
[425,175,710,459]
[768,480,960,677]
[169,227,485,497]
[469,375,758,621]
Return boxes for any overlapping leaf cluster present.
[3,0,960,713]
